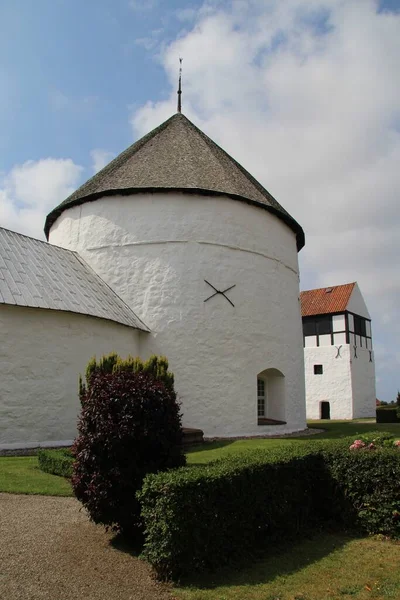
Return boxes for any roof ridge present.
[0,224,80,254]
[300,282,356,294]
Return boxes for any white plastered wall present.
[0,305,141,448]
[347,284,371,319]
[350,346,376,418]
[347,283,375,417]
[304,345,353,420]
[50,192,306,437]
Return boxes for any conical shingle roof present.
[45,113,304,249]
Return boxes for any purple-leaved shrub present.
[72,367,185,537]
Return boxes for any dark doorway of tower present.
[320,401,330,420]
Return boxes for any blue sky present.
[0,0,398,169]
[0,0,202,170]
[1,0,400,403]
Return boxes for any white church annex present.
[0,111,308,448]
[301,282,376,420]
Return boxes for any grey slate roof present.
[0,227,149,331]
[45,113,305,250]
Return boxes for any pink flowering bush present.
[349,439,366,450]
[349,434,399,451]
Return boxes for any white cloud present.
[130,0,400,400]
[0,158,83,239]
[90,149,115,174]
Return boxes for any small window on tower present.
[314,364,323,375]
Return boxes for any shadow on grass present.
[177,529,361,590]
[110,525,361,591]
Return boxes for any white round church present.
[0,112,306,447]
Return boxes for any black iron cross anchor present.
[204,280,236,307]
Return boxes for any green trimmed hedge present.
[138,439,400,580]
[323,445,400,536]
[138,444,337,580]
[376,407,399,423]
[37,448,74,478]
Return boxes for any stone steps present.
[182,427,204,446]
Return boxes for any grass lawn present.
[1,421,400,599]
[0,456,72,496]
[1,421,400,494]
[186,419,400,465]
[173,533,400,600]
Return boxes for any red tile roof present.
[300,283,356,317]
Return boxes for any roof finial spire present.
[177,58,183,113]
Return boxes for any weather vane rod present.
[177,58,183,113]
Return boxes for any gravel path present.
[0,493,174,600]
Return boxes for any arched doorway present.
[257,368,286,425]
